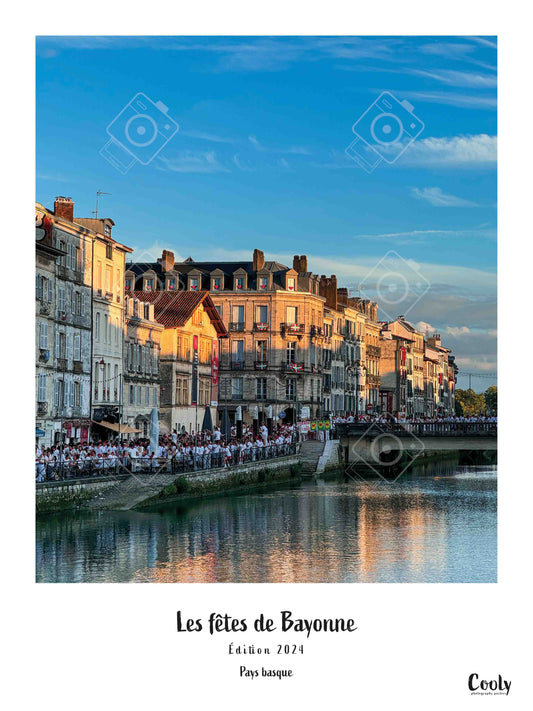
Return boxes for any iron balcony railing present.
[229,322,245,332]
[285,362,304,372]
[281,323,305,335]
[254,360,268,370]
[253,322,269,331]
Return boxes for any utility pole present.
[93,191,111,219]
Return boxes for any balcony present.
[367,345,381,358]
[39,349,50,363]
[231,360,245,370]
[285,362,304,373]
[253,322,269,332]
[57,358,67,371]
[281,323,305,336]
[72,314,85,327]
[367,374,381,388]
[37,401,48,415]
[254,361,268,370]
[311,364,322,374]
[39,301,51,316]
[311,325,325,338]
[229,322,245,332]
[73,360,84,374]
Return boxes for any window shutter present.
[69,380,75,406]
[54,380,59,407]
[66,333,72,361]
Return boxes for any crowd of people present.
[332,413,497,424]
[35,422,299,482]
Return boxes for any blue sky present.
[36,35,497,389]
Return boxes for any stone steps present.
[86,472,177,510]
[299,440,326,475]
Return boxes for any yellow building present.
[132,290,227,433]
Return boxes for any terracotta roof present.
[131,290,228,337]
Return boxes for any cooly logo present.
[468,673,511,695]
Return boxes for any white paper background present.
[4,3,531,708]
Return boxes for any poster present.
[8,5,531,710]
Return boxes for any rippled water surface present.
[36,460,497,583]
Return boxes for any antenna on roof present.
[93,191,111,219]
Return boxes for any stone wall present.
[36,476,128,514]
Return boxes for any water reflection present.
[36,461,497,584]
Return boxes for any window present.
[212,277,222,291]
[232,305,244,327]
[145,387,150,405]
[76,247,82,272]
[286,306,297,324]
[36,274,43,299]
[200,338,210,364]
[176,378,189,406]
[39,322,48,350]
[130,385,135,404]
[58,332,66,359]
[287,277,296,291]
[105,267,112,293]
[215,305,222,316]
[114,365,118,401]
[38,374,46,402]
[125,278,132,292]
[258,276,268,290]
[231,340,244,366]
[153,388,157,406]
[58,287,65,313]
[95,313,100,341]
[286,379,296,401]
[167,277,176,291]
[199,379,211,406]
[286,341,297,365]
[256,378,267,400]
[145,278,154,291]
[235,277,244,291]
[104,315,108,344]
[105,242,113,259]
[137,386,141,403]
[74,292,81,315]
[256,340,267,362]
[256,305,268,323]
[74,381,81,407]
[190,277,198,291]
[231,378,243,399]
[54,380,60,407]
[73,333,81,361]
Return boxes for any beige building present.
[131,290,227,433]
[122,295,164,436]
[127,250,327,425]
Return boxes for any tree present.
[484,385,497,415]
[455,388,486,416]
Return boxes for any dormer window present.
[125,278,132,292]
[190,277,199,291]
[145,278,154,291]
[213,277,222,291]
[258,276,268,290]
[167,277,176,291]
[287,277,296,291]
[236,278,244,290]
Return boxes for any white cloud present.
[400,134,497,167]
[445,326,471,337]
[411,187,480,207]
[411,69,497,88]
[157,151,229,174]
[402,90,496,110]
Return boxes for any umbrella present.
[149,408,159,454]
[221,407,231,442]
[201,405,213,432]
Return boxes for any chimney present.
[319,275,338,310]
[54,196,74,222]
[337,287,349,305]
[158,249,175,273]
[253,248,265,271]
[292,255,308,273]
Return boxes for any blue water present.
[36,461,497,583]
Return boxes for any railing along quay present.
[36,442,300,483]
[336,422,497,437]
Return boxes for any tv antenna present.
[93,191,111,219]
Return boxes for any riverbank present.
[36,456,301,514]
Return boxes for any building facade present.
[131,290,227,433]
[123,295,164,436]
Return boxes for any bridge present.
[336,422,497,469]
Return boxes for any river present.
[35,458,497,583]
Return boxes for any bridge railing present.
[36,443,301,483]
[336,422,497,437]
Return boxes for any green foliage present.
[484,385,497,415]
[455,388,487,416]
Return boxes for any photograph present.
[35,35,497,585]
